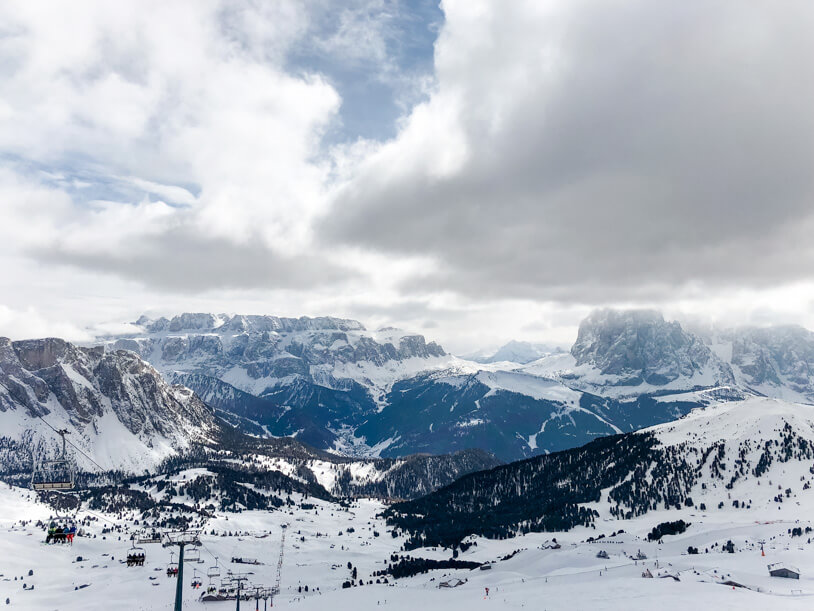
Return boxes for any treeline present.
[385,433,660,549]
[647,520,689,541]
[387,416,814,549]
[372,555,481,579]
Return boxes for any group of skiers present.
[126,552,146,567]
[167,565,180,578]
[45,521,76,544]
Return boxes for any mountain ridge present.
[91,309,814,462]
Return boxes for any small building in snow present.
[768,563,800,579]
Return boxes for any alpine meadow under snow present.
[2,0,814,609]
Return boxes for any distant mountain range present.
[0,333,498,499]
[90,309,814,462]
[462,340,564,364]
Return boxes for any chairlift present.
[184,546,202,563]
[31,429,75,491]
[218,579,237,596]
[127,542,146,567]
[136,529,162,544]
[166,551,179,578]
[44,514,77,545]
[191,568,203,589]
[207,557,221,579]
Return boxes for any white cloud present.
[0,304,94,342]
[325,0,814,303]
[0,0,340,253]
[118,176,198,206]
[1,0,814,349]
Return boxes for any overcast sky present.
[1,0,813,353]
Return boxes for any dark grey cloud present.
[35,228,355,293]
[322,1,814,303]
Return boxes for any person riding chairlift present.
[46,521,56,544]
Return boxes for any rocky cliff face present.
[99,313,451,450]
[107,314,446,392]
[570,309,734,387]
[0,336,215,473]
[724,325,814,402]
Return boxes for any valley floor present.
[2,481,814,610]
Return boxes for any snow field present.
[3,477,814,610]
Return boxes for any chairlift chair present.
[191,568,203,589]
[166,551,179,578]
[219,578,237,593]
[44,513,77,545]
[136,529,162,544]
[127,543,146,567]
[184,546,202,563]
[207,557,221,579]
[31,460,74,491]
[31,429,74,491]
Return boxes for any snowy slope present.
[5,395,814,610]
[386,396,814,549]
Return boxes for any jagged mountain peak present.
[98,313,452,452]
[112,312,447,377]
[570,308,733,386]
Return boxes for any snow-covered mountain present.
[0,336,216,473]
[94,310,814,463]
[110,314,447,395]
[463,340,563,365]
[705,324,814,404]
[0,333,501,500]
[5,398,814,610]
[387,396,814,547]
[358,311,748,461]
[98,313,453,450]
[521,309,736,398]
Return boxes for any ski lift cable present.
[35,415,109,474]
[80,507,120,527]
[198,539,220,564]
